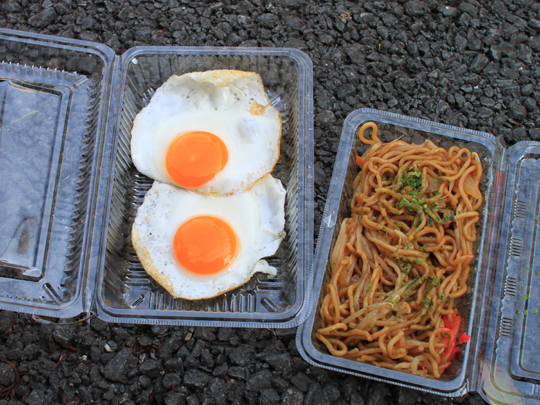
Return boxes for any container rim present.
[0,27,115,63]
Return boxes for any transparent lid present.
[0,29,115,317]
[296,108,540,403]
[477,142,540,405]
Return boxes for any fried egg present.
[131,174,286,300]
[131,70,281,195]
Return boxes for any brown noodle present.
[315,122,482,379]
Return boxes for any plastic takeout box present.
[0,29,314,328]
[297,109,540,404]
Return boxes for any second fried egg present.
[131,174,286,300]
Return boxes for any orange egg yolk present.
[173,216,238,275]
[166,131,228,188]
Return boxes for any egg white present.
[131,70,282,195]
[131,174,286,300]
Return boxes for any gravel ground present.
[0,0,537,403]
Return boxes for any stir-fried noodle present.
[316,122,482,378]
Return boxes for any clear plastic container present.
[297,109,539,404]
[0,28,314,328]
[0,28,115,318]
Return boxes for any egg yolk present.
[173,216,238,275]
[166,131,228,188]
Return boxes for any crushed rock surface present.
[1,0,536,403]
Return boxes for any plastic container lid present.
[0,28,115,318]
[296,109,540,404]
[0,28,314,328]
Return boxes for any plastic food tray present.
[0,29,314,328]
[297,109,540,404]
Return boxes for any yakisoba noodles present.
[316,122,482,379]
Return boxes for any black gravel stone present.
[208,378,228,405]
[178,345,190,360]
[212,353,229,374]
[259,388,280,405]
[158,335,183,359]
[27,7,57,28]
[351,392,365,405]
[200,350,214,369]
[184,369,211,389]
[281,387,304,405]
[507,99,528,121]
[194,327,217,342]
[337,376,359,401]
[52,324,76,347]
[530,128,540,140]
[280,0,304,8]
[441,5,460,18]
[78,385,93,403]
[0,362,15,386]
[229,344,253,366]
[2,0,23,13]
[304,383,320,405]
[317,109,336,128]
[135,28,153,43]
[478,107,493,118]
[75,56,98,75]
[470,54,489,73]
[217,328,235,341]
[25,389,46,405]
[139,374,152,388]
[186,394,200,405]
[266,353,292,374]
[512,127,529,142]
[165,357,184,375]
[524,98,538,112]
[139,358,160,378]
[521,84,534,96]
[54,1,70,15]
[436,100,450,115]
[312,384,340,405]
[455,35,468,52]
[191,340,205,358]
[397,387,418,405]
[366,383,389,405]
[151,325,169,336]
[291,372,311,392]
[90,317,108,332]
[529,37,540,51]
[163,372,182,389]
[165,391,187,405]
[0,311,15,334]
[259,13,279,28]
[459,2,478,17]
[405,0,428,17]
[246,370,273,392]
[104,348,137,383]
[273,375,290,392]
[183,353,199,370]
